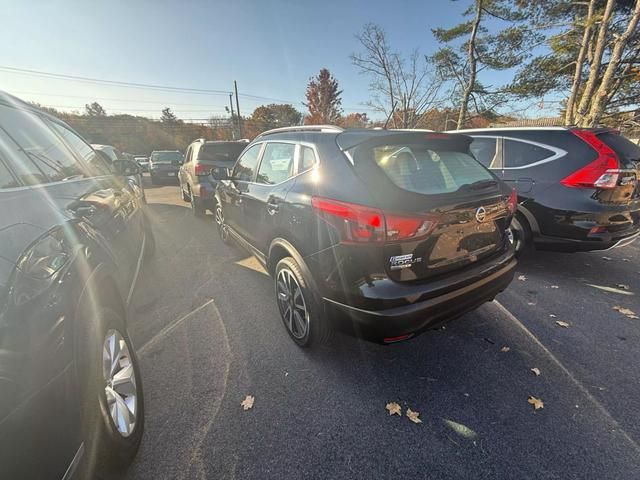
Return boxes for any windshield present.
[151,151,182,163]
[199,143,246,163]
[358,143,495,195]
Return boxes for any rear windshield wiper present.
[459,179,498,191]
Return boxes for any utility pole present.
[234,80,242,138]
[228,93,236,140]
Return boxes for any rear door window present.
[257,143,296,185]
[0,104,87,184]
[503,138,555,168]
[597,132,640,168]
[299,146,317,172]
[359,143,495,195]
[470,137,501,169]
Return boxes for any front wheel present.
[79,308,144,477]
[215,203,230,244]
[275,257,331,347]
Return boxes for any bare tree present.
[350,23,444,129]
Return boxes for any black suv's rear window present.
[198,143,246,163]
[598,132,640,166]
[357,143,494,195]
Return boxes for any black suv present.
[214,126,517,346]
[179,139,248,216]
[459,127,640,252]
[149,150,183,184]
[0,93,150,478]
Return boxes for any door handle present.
[267,200,279,215]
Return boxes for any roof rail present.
[257,125,344,137]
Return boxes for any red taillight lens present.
[385,214,438,241]
[194,164,210,176]
[561,130,620,189]
[311,197,385,243]
[311,197,438,244]
[506,189,517,215]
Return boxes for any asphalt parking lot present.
[125,175,640,480]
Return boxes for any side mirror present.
[211,166,230,181]
[112,159,141,176]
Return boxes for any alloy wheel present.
[276,268,309,339]
[215,205,229,242]
[102,329,138,438]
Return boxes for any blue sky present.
[0,0,550,121]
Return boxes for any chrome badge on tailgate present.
[389,253,422,270]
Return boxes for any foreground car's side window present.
[299,146,317,172]
[0,104,87,184]
[47,120,112,176]
[256,143,295,185]
[233,143,262,182]
[0,158,19,189]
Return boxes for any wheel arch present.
[268,238,320,300]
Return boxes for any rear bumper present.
[150,170,179,179]
[323,253,517,342]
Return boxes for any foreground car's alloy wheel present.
[215,204,230,243]
[276,267,309,340]
[103,329,138,438]
[509,216,528,256]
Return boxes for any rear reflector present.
[194,164,210,176]
[311,197,439,244]
[562,130,620,189]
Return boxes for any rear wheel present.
[78,307,144,477]
[509,213,531,256]
[190,190,206,218]
[275,257,331,347]
[180,182,190,202]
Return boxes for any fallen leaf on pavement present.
[241,395,255,410]
[622,258,630,262]
[613,306,639,319]
[406,408,422,424]
[531,367,541,376]
[616,284,630,290]
[549,314,557,318]
[528,396,544,410]
[385,402,402,416]
[527,302,536,306]
[555,321,570,328]
[551,285,559,289]
[500,346,510,352]
[602,256,613,261]
[518,275,527,281]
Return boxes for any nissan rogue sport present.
[213,126,517,347]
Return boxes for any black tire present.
[510,213,532,257]
[77,307,144,477]
[190,192,206,218]
[215,203,231,244]
[275,257,331,347]
[180,183,190,202]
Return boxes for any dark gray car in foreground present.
[0,93,151,479]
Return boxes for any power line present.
[1,66,378,112]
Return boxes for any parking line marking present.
[493,300,640,454]
[138,299,215,357]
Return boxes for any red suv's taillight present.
[311,197,438,244]
[561,129,620,189]
[194,164,210,176]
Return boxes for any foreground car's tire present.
[181,185,190,202]
[510,213,531,257]
[215,203,230,244]
[190,193,206,218]
[275,257,331,347]
[77,307,144,477]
